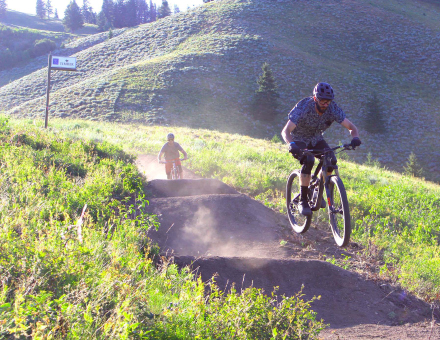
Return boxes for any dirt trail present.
[137,154,439,339]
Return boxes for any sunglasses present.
[317,98,332,105]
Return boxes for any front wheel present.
[327,176,351,247]
[286,171,312,233]
[171,167,179,180]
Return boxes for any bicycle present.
[159,158,186,180]
[286,143,355,247]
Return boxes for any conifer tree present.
[173,4,180,14]
[136,0,148,24]
[54,8,58,18]
[36,0,46,19]
[81,0,94,23]
[46,0,53,17]
[251,62,279,122]
[404,152,423,177]
[113,0,125,28]
[63,0,84,32]
[125,0,137,26]
[157,0,170,19]
[149,0,156,22]
[365,92,387,133]
[0,0,7,19]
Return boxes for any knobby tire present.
[286,170,312,233]
[327,176,351,247]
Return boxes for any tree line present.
[61,0,178,33]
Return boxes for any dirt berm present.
[138,155,439,339]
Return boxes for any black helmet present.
[313,82,334,100]
[167,133,174,140]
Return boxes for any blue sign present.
[53,58,59,65]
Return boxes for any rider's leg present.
[300,154,315,201]
[165,162,172,180]
[177,165,183,178]
[297,153,314,216]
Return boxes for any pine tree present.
[136,0,148,24]
[403,152,423,177]
[97,10,111,31]
[125,0,137,26]
[81,0,93,23]
[173,4,180,14]
[364,92,387,133]
[46,0,53,17]
[36,0,46,19]
[101,0,114,26]
[251,62,279,122]
[0,0,7,19]
[54,8,58,18]
[149,0,156,22]
[113,0,125,28]
[157,0,170,19]
[63,0,84,32]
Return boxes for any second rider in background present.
[281,82,362,216]
[158,133,188,179]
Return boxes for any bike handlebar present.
[159,158,187,164]
[298,143,355,157]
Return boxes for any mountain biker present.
[281,82,361,216]
[158,133,188,179]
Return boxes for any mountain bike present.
[286,143,355,247]
[160,159,185,180]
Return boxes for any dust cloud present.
[136,155,167,180]
[181,204,272,264]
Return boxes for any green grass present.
[0,116,326,338]
[11,118,439,303]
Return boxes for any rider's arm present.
[340,118,359,138]
[157,151,164,162]
[281,120,296,144]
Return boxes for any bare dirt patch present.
[138,154,439,339]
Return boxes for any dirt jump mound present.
[137,154,439,339]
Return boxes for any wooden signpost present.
[45,54,77,128]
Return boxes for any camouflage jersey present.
[288,97,346,146]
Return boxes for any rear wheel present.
[327,176,351,247]
[286,171,312,233]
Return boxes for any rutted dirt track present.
[137,155,439,339]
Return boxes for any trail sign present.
[45,54,78,128]
[50,56,77,71]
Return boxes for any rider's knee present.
[300,155,315,174]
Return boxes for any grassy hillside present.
[0,10,102,76]
[0,116,325,338]
[1,0,440,183]
[1,9,99,34]
[9,118,439,303]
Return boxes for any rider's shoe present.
[298,201,312,216]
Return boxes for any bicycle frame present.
[160,158,185,180]
[302,144,352,212]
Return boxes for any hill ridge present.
[2,0,440,182]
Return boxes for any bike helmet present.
[313,82,335,100]
[167,133,174,140]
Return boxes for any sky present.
[7,0,204,17]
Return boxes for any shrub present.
[32,38,57,57]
